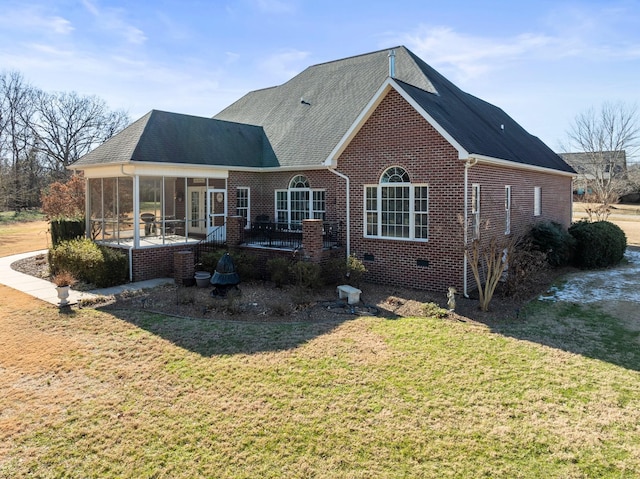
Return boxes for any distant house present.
[560,151,627,196]
[70,46,575,295]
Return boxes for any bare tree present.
[32,90,130,179]
[0,71,38,211]
[564,101,640,220]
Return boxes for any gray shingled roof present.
[73,46,574,175]
[398,50,575,173]
[72,110,276,168]
[214,46,574,174]
[213,47,435,168]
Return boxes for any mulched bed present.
[11,253,564,323]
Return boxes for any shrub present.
[49,238,128,287]
[529,221,575,267]
[267,257,292,287]
[49,238,102,277]
[199,249,226,274]
[50,219,86,246]
[322,257,347,285]
[290,261,322,289]
[233,251,260,281]
[89,246,128,287]
[421,302,448,319]
[503,236,549,299]
[569,220,627,269]
[346,255,366,287]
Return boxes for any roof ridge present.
[305,45,405,69]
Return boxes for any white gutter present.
[328,168,350,258]
[463,157,477,298]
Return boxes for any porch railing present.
[240,221,341,250]
[194,223,227,266]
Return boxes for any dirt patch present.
[11,252,561,323]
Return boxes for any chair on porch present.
[141,213,156,236]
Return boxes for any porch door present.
[188,187,207,235]
[207,188,226,239]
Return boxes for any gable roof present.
[213,47,436,169]
[72,46,574,176]
[71,110,277,168]
[560,151,627,175]
[214,46,574,174]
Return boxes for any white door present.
[207,189,226,239]
[188,187,207,235]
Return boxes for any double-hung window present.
[275,175,325,229]
[471,183,481,239]
[505,185,511,235]
[534,186,541,216]
[364,167,429,241]
[236,187,250,228]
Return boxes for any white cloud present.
[258,49,310,81]
[81,0,147,45]
[399,26,557,81]
[0,6,73,35]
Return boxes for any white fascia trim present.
[77,161,230,179]
[323,77,469,166]
[228,165,330,173]
[468,154,578,178]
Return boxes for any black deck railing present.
[194,223,227,265]
[240,221,341,250]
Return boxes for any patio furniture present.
[141,213,156,235]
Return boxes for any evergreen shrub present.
[529,221,575,267]
[49,238,128,287]
[569,220,627,269]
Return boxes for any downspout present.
[328,168,350,258]
[121,165,135,282]
[463,157,477,298]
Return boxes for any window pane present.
[312,190,325,220]
[236,187,249,226]
[276,190,288,225]
[381,186,410,238]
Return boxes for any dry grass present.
[2,217,640,477]
[1,286,640,477]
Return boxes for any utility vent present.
[364,253,375,262]
[416,259,429,267]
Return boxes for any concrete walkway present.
[0,249,173,307]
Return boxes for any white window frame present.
[505,185,511,235]
[471,183,481,239]
[236,187,250,229]
[274,175,325,229]
[534,186,541,217]
[364,167,429,241]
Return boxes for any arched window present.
[365,167,429,240]
[290,175,310,188]
[275,175,326,228]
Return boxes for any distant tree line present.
[0,71,130,212]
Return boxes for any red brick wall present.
[334,88,573,293]
[130,244,196,281]
[227,170,338,226]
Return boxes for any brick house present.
[70,46,575,295]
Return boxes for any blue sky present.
[1,0,639,154]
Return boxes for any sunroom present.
[86,172,228,249]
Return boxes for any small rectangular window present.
[505,185,511,234]
[471,184,481,239]
[534,186,541,216]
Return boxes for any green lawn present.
[0,209,45,224]
[2,297,639,478]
